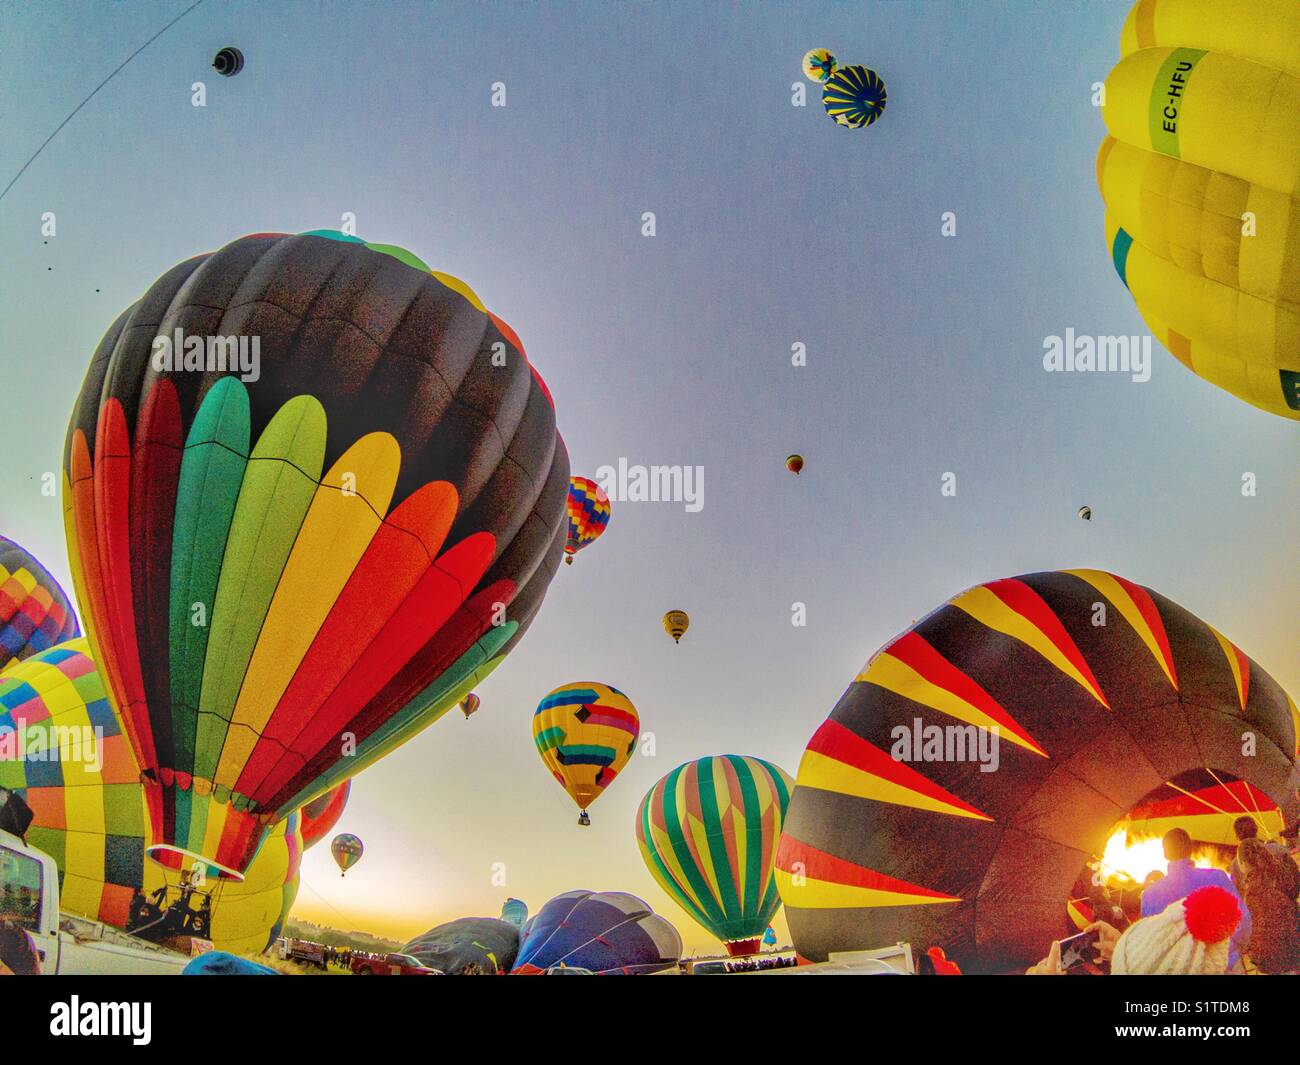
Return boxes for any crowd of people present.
[1028,819,1300,976]
[721,954,799,973]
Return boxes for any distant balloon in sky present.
[212,47,244,77]
[1097,0,1300,420]
[459,693,481,720]
[786,454,804,475]
[533,682,639,826]
[0,535,78,674]
[822,65,887,129]
[62,230,568,880]
[330,833,363,877]
[512,891,682,975]
[662,610,689,644]
[763,926,778,947]
[1078,505,1092,521]
[564,476,611,565]
[802,48,837,83]
[636,755,794,956]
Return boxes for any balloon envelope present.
[512,890,682,975]
[62,231,569,878]
[330,833,363,874]
[1097,0,1300,419]
[533,682,639,816]
[404,916,520,974]
[0,536,78,674]
[500,897,528,929]
[636,755,793,954]
[776,568,1300,972]
[563,476,611,563]
[822,65,887,128]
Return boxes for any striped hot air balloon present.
[330,833,364,876]
[62,230,568,880]
[636,755,794,956]
[532,682,639,825]
[563,476,611,565]
[776,569,1300,973]
[822,64,887,129]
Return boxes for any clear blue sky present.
[1,1,1295,951]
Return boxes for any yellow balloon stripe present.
[1121,0,1300,80]
[774,867,960,910]
[1065,569,1177,689]
[798,749,992,821]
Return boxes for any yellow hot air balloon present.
[662,610,689,644]
[802,48,837,83]
[532,683,640,826]
[1096,0,1300,419]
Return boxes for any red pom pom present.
[1183,886,1241,944]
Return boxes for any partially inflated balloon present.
[500,897,528,929]
[63,231,569,879]
[822,65,887,129]
[0,536,78,673]
[563,476,611,565]
[404,917,519,974]
[636,755,793,956]
[1097,0,1300,419]
[0,641,303,955]
[330,833,363,876]
[533,682,639,824]
[512,890,681,975]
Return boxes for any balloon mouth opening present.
[724,939,761,957]
[146,844,246,883]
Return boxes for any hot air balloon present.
[62,230,569,881]
[0,536,79,674]
[802,48,837,83]
[822,64,887,129]
[330,833,363,876]
[511,890,682,975]
[636,755,793,956]
[563,476,611,565]
[405,917,520,974]
[458,693,481,720]
[1097,0,1300,419]
[500,897,529,929]
[1078,505,1092,521]
[763,926,778,947]
[785,454,804,475]
[532,682,639,825]
[776,569,1299,972]
[212,47,244,76]
[662,610,689,644]
[1,640,312,954]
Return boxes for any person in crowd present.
[0,918,40,976]
[1228,817,1295,895]
[1236,837,1300,974]
[1141,828,1251,970]
[1112,885,1242,975]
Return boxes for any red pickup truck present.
[350,951,441,976]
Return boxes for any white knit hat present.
[1111,885,1242,976]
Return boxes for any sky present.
[1,1,1296,954]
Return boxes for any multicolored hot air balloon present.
[822,64,887,129]
[785,454,804,475]
[405,916,520,974]
[0,536,78,674]
[330,833,364,876]
[1097,0,1300,419]
[802,48,837,83]
[532,682,639,825]
[62,230,569,880]
[563,476,611,565]
[662,610,689,644]
[776,569,1300,972]
[636,755,793,956]
[458,693,481,720]
[0,640,319,954]
[511,890,682,975]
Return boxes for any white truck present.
[1,826,191,976]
